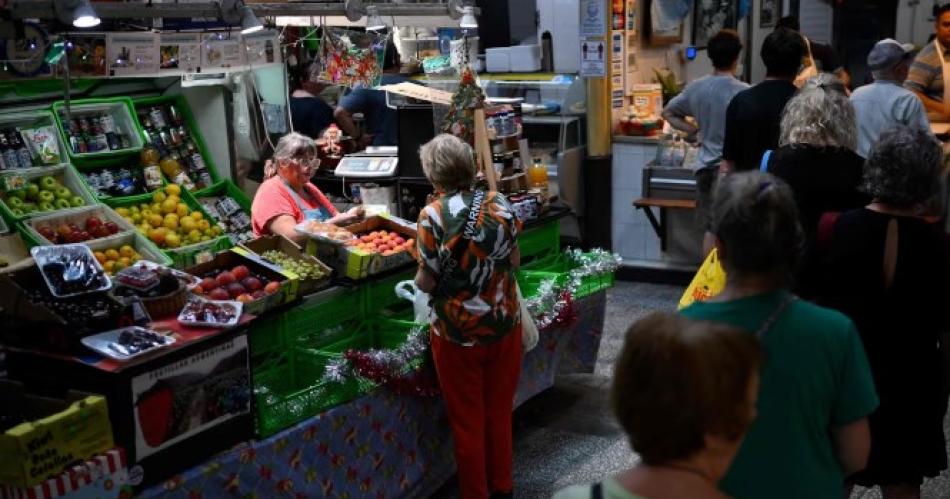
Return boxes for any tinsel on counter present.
[323,325,440,397]
[320,248,623,396]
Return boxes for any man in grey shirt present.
[852,38,930,158]
[662,30,749,252]
[663,30,749,170]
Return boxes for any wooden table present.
[633,197,697,252]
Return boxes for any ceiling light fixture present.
[365,5,386,31]
[459,6,478,29]
[54,0,101,28]
[239,6,263,34]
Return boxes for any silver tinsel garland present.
[320,248,622,387]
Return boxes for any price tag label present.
[2,174,27,192]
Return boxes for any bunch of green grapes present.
[261,250,327,280]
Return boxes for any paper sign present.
[580,0,608,37]
[202,33,245,70]
[611,31,624,63]
[241,29,280,66]
[377,82,454,105]
[580,39,606,77]
[107,33,159,76]
[160,33,201,73]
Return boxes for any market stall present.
[0,3,621,496]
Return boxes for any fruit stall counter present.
[5,324,253,490]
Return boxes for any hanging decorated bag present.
[678,248,726,309]
[317,27,389,89]
[440,66,485,145]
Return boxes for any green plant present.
[653,68,682,103]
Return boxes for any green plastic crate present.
[521,251,616,298]
[282,286,363,349]
[253,319,418,438]
[248,314,284,357]
[0,164,97,225]
[52,97,144,165]
[131,95,222,192]
[192,179,250,213]
[518,219,560,264]
[71,154,167,205]
[103,187,232,268]
[362,268,415,316]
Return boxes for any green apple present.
[38,190,54,203]
[21,202,36,213]
[54,186,72,200]
[6,196,22,209]
[38,201,55,212]
[69,196,86,207]
[10,189,26,201]
[55,198,71,210]
[11,208,23,217]
[25,183,39,201]
[38,176,57,191]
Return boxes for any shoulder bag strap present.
[755,294,798,340]
[279,179,314,213]
[591,482,604,499]
[759,149,772,172]
[804,37,816,68]
[883,218,899,290]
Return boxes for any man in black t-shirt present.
[721,28,805,173]
[289,65,336,140]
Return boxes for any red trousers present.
[431,328,523,499]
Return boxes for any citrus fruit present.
[164,184,181,196]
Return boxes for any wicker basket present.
[140,280,189,319]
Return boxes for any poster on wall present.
[759,0,779,28]
[131,335,250,460]
[160,33,201,73]
[580,0,608,37]
[66,35,107,77]
[692,0,738,49]
[580,38,606,77]
[107,33,159,76]
[241,29,280,66]
[202,33,245,70]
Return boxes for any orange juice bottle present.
[528,158,548,189]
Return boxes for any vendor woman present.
[251,132,362,243]
[905,3,950,121]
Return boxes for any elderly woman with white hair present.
[250,132,362,243]
[819,126,950,499]
[413,134,523,499]
[762,73,871,296]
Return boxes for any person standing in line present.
[553,313,762,499]
[413,134,524,499]
[905,3,950,122]
[818,126,950,499]
[720,28,804,173]
[763,73,869,297]
[681,171,878,499]
[662,29,749,252]
[775,16,852,89]
[851,39,930,158]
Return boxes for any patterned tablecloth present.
[143,290,607,499]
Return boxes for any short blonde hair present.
[266,132,317,178]
[419,134,476,190]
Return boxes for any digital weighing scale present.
[333,146,399,178]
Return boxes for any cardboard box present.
[235,235,332,296]
[184,250,296,315]
[308,216,417,281]
[0,232,32,274]
[0,381,114,489]
[0,448,128,499]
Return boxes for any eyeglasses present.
[286,156,320,170]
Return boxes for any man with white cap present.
[851,39,930,158]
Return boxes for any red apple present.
[38,226,55,241]
[92,226,111,238]
[215,271,236,287]
[264,281,280,295]
[85,216,102,231]
[78,231,91,241]
[68,223,81,233]
[241,276,262,291]
[209,288,229,301]
[56,224,72,239]
[252,290,266,300]
[200,277,217,292]
[105,222,119,234]
[231,265,250,281]
[226,283,247,299]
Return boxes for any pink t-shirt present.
[251,176,339,236]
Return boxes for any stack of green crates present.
[520,250,616,299]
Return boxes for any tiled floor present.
[431,280,950,498]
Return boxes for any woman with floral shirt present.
[414,134,523,499]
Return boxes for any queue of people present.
[572,13,950,499]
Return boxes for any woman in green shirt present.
[681,171,879,499]
[553,313,762,499]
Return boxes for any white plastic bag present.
[517,283,539,352]
[395,280,433,324]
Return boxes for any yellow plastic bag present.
[678,248,726,310]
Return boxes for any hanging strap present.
[280,179,316,213]
[754,293,798,340]
[805,37,816,69]
[759,150,773,172]
[591,482,604,499]
[883,218,899,290]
